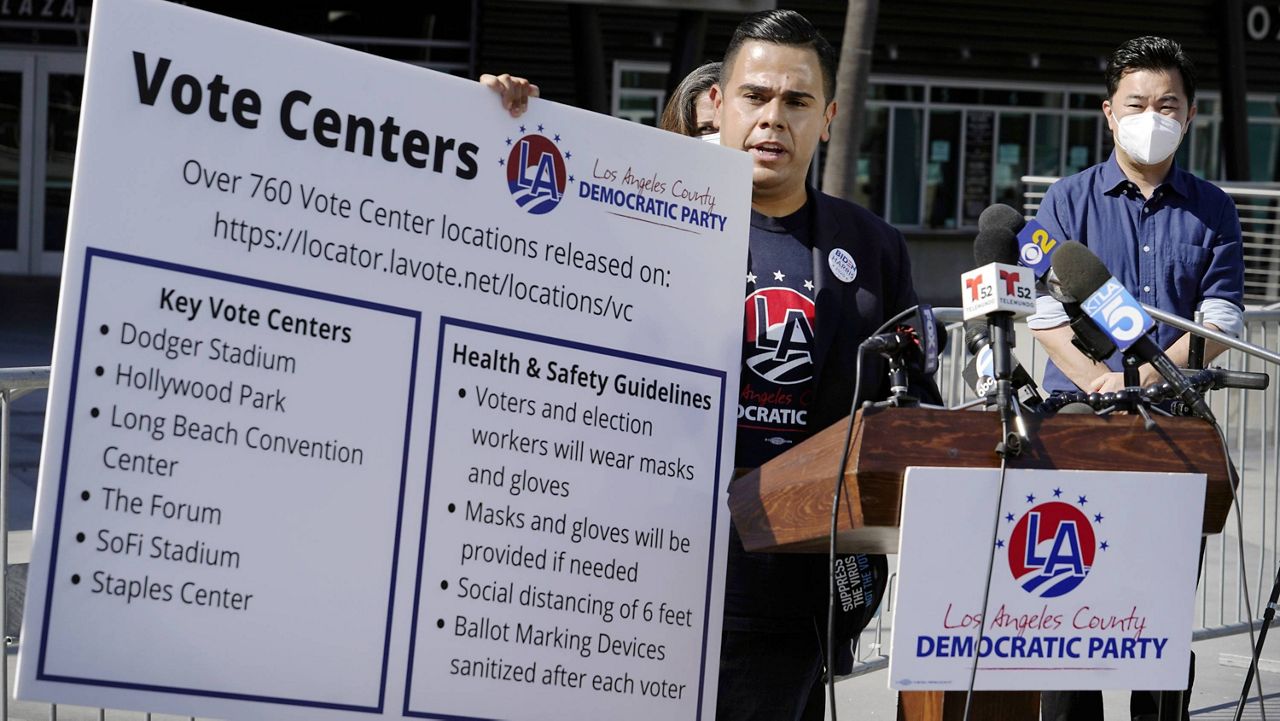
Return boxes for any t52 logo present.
[505,130,568,215]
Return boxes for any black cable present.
[962,310,1022,721]
[827,346,867,721]
[871,306,920,339]
[826,304,917,719]
[1221,414,1267,721]
[961,455,1011,721]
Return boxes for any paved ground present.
[3,277,1280,719]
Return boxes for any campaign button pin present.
[828,248,858,283]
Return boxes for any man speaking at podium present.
[1027,37,1244,721]
[707,10,937,721]
[487,9,937,720]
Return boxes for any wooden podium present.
[727,406,1233,721]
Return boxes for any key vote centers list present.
[37,250,420,711]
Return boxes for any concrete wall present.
[905,234,972,308]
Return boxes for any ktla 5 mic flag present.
[890,467,1203,691]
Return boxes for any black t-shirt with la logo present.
[736,204,816,469]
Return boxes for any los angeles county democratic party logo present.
[501,124,571,215]
[1001,487,1109,598]
[743,287,815,385]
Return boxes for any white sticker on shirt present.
[828,248,858,283]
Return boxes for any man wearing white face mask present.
[1028,36,1243,402]
[1030,37,1243,721]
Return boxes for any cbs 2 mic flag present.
[1016,219,1061,278]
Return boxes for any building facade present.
[2,1,1277,305]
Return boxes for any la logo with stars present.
[745,271,814,292]
[501,123,573,215]
[1000,485,1108,598]
[743,268,817,384]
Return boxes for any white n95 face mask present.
[1113,111,1184,165]
[699,132,721,145]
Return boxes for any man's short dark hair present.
[1105,36,1197,105]
[721,9,837,102]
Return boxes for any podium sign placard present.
[16,0,751,719]
[889,467,1204,691]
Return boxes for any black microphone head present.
[963,318,989,354]
[1050,241,1112,301]
[977,204,1026,235]
[973,226,1019,266]
[1043,267,1076,304]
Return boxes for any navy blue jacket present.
[805,187,940,428]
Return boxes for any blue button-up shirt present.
[1027,152,1244,392]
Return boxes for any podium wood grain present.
[897,691,1040,721]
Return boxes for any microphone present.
[1043,266,1117,363]
[978,203,1025,234]
[960,221,1036,450]
[982,207,1110,362]
[862,330,916,354]
[977,203,1068,281]
[916,304,940,377]
[863,305,940,373]
[861,305,940,404]
[1039,367,1268,415]
[1051,241,1216,423]
[962,319,1044,408]
[1206,368,1271,391]
[987,209,1099,359]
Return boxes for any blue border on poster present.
[35,247,421,714]
[401,316,727,720]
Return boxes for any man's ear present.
[1102,99,1114,132]
[821,101,837,143]
[709,83,724,125]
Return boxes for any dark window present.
[925,110,960,229]
[852,107,889,218]
[890,108,922,226]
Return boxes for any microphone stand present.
[1120,353,1159,430]
[1240,566,1280,721]
[1122,352,1142,389]
[1141,303,1280,368]
[987,315,1023,458]
[873,350,926,409]
[886,353,911,404]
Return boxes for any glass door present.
[0,50,83,276]
[33,51,84,275]
[0,52,33,275]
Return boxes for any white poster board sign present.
[16,1,752,719]
[889,467,1204,691]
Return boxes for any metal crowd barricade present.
[0,368,200,721]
